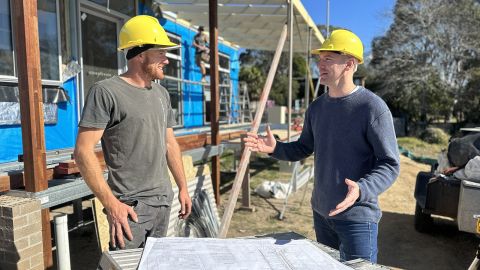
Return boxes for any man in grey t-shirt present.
[74,15,192,250]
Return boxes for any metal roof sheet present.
[157,0,324,52]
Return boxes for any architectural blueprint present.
[137,237,353,270]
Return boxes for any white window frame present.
[218,53,230,74]
[164,31,183,127]
[204,53,230,75]
[77,2,129,112]
[0,0,63,86]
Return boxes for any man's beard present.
[143,60,164,81]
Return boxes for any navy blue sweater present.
[272,87,400,223]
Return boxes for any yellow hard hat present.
[118,15,178,50]
[312,29,364,64]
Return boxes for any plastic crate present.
[457,180,480,234]
[424,176,461,218]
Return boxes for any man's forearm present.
[74,149,118,209]
[166,139,188,191]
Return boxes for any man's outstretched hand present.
[244,125,276,154]
[328,178,360,216]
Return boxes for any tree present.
[239,66,264,100]
[239,50,306,106]
[369,0,480,124]
[458,66,480,122]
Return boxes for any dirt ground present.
[61,155,478,270]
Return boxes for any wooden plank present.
[57,159,78,168]
[209,0,221,204]
[12,0,51,264]
[176,133,207,151]
[54,163,107,176]
[0,168,56,192]
[218,25,288,238]
[240,134,253,210]
[206,130,246,145]
[228,131,246,140]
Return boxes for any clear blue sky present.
[301,0,396,55]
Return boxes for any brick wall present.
[0,195,43,270]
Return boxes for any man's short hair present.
[125,45,154,60]
[198,26,204,32]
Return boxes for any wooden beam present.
[209,0,221,204]
[240,134,253,211]
[218,25,288,238]
[0,168,55,193]
[12,0,52,266]
[176,133,208,151]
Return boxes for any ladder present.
[238,83,253,123]
[219,83,231,124]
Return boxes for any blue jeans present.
[313,211,378,263]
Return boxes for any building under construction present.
[0,0,329,269]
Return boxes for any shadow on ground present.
[378,211,478,270]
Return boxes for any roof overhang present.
[155,0,324,52]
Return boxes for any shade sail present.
[156,0,324,52]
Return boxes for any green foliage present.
[269,75,300,106]
[369,0,480,124]
[419,127,450,145]
[456,67,480,122]
[239,66,265,100]
[397,137,447,160]
[239,50,307,104]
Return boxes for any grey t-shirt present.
[79,76,176,206]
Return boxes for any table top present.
[97,232,389,270]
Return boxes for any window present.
[38,0,60,81]
[0,0,66,126]
[219,54,230,71]
[89,0,135,17]
[159,33,183,126]
[0,0,14,76]
[0,0,62,81]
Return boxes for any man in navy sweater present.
[244,29,400,263]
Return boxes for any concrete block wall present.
[0,195,44,270]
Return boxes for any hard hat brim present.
[118,41,180,51]
[310,48,364,64]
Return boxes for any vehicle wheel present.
[414,203,433,233]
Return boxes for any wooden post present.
[12,0,52,267]
[218,25,288,238]
[240,134,254,211]
[209,0,221,204]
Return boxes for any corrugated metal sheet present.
[166,174,221,237]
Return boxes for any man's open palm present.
[244,125,276,154]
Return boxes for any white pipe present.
[305,27,311,108]
[55,214,71,270]
[324,0,331,95]
[326,0,330,37]
[313,76,321,99]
